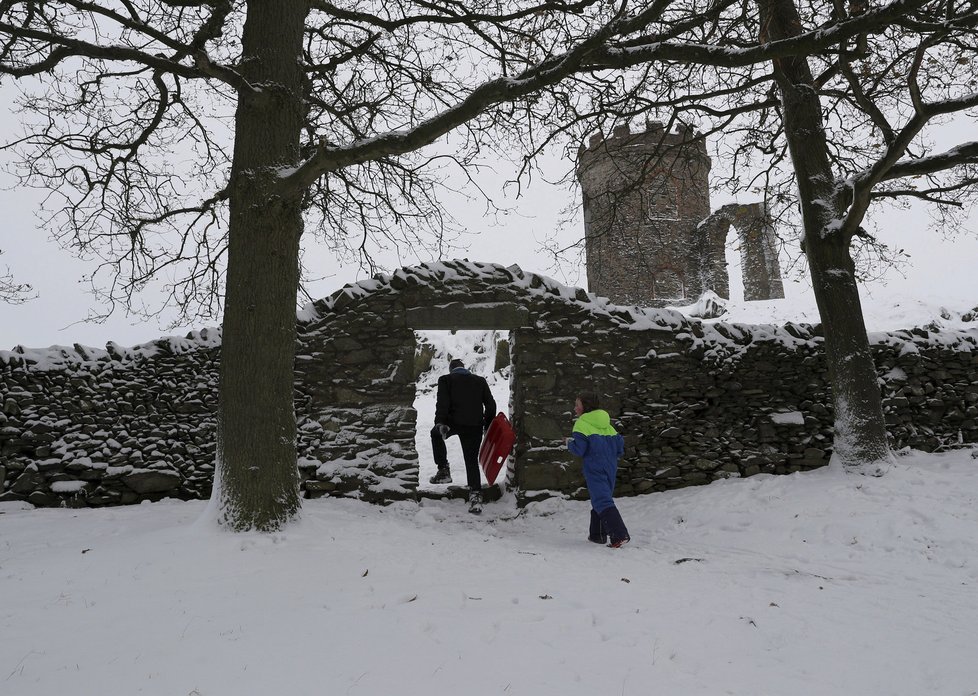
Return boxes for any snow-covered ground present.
[2,446,977,696]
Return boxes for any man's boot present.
[468,489,483,514]
[429,468,452,485]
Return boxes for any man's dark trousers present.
[431,424,483,490]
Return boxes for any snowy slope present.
[3,307,978,696]
[1,448,977,696]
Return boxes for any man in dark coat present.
[429,358,496,513]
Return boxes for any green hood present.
[573,409,618,436]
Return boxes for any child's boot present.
[598,506,630,548]
[588,509,607,544]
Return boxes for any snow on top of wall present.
[298,259,691,330]
[291,259,977,365]
[295,259,769,357]
[0,327,222,371]
[869,327,978,353]
[5,259,976,373]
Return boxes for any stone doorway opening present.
[413,329,512,495]
[724,223,746,303]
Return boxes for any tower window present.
[644,177,679,221]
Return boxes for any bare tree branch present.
[0,248,33,304]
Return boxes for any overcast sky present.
[1,95,976,350]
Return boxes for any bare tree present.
[533,0,978,472]
[754,0,978,469]
[2,0,962,529]
[0,248,32,304]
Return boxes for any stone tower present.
[577,122,720,306]
[576,122,784,307]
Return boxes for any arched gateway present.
[293,259,691,505]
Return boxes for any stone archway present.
[407,303,530,502]
[701,203,785,301]
[290,259,691,506]
[292,261,565,504]
[411,328,512,502]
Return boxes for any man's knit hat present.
[449,358,465,370]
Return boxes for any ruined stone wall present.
[0,334,221,508]
[293,279,420,504]
[0,320,420,508]
[700,203,785,301]
[291,262,579,503]
[2,261,976,509]
[513,319,978,501]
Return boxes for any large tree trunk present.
[804,227,890,468]
[215,0,308,530]
[760,0,891,470]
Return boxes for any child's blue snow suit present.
[567,409,624,513]
[567,408,630,546]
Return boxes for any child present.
[566,392,630,548]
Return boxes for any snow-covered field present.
[2,446,977,696]
[678,286,977,334]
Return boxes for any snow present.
[716,289,976,335]
[2,447,977,695]
[3,291,978,694]
[0,329,222,370]
[48,480,88,493]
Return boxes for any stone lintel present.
[405,302,531,330]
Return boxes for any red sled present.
[479,412,515,486]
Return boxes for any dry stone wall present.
[0,334,221,508]
[292,281,419,504]
[511,307,978,502]
[2,260,976,508]
[517,320,978,501]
